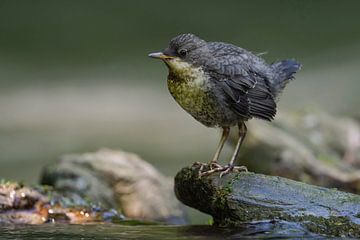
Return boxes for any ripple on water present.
[0,220,322,240]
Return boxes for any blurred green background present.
[0,0,359,223]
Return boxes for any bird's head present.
[149,33,209,74]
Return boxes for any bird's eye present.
[178,49,187,57]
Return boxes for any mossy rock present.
[175,166,360,238]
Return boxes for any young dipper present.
[149,33,301,177]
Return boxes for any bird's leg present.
[219,122,248,177]
[194,127,229,174]
[209,127,230,169]
[200,122,248,177]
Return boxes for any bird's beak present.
[148,52,174,60]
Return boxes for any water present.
[0,221,320,240]
[2,225,217,240]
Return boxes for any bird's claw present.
[233,165,248,172]
[193,161,222,175]
[209,162,222,169]
[219,165,233,178]
[192,161,207,173]
[197,164,248,178]
[218,164,247,177]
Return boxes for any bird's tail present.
[270,59,301,99]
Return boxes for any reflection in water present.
[0,220,321,240]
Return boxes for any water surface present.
[0,221,318,240]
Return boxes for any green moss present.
[223,172,243,193]
[212,196,360,237]
[175,166,360,238]
[291,215,360,237]
[220,181,360,237]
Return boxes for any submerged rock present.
[41,149,187,224]
[174,166,360,238]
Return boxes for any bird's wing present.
[206,42,277,121]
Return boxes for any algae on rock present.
[175,166,360,238]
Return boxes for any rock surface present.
[0,181,123,224]
[174,166,360,238]
[41,149,187,224]
[232,111,360,193]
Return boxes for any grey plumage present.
[149,33,301,176]
[166,33,301,122]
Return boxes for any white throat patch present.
[166,58,208,87]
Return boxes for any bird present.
[149,33,301,177]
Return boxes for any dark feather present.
[270,59,301,98]
[159,33,301,126]
[206,45,277,121]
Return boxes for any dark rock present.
[175,166,360,238]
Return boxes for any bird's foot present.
[199,164,248,178]
[219,164,248,178]
[192,161,207,172]
[192,161,224,176]
[209,161,222,169]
